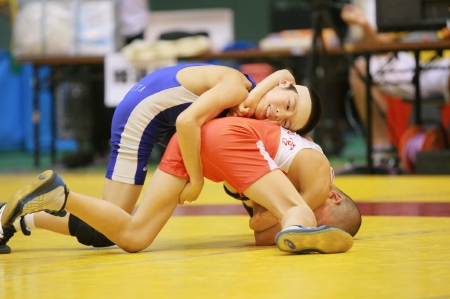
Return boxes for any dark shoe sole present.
[2,171,58,227]
[0,244,11,254]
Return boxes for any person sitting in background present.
[341,3,450,164]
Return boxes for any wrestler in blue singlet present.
[106,63,257,185]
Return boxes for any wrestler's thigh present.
[130,169,186,245]
[102,179,143,214]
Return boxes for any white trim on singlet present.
[273,127,324,173]
[256,140,279,171]
[273,127,335,184]
[111,86,198,182]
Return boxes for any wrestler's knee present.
[117,234,153,253]
[68,215,114,247]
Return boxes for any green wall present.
[150,0,271,43]
[0,13,11,50]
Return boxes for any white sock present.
[13,214,36,232]
[282,225,302,231]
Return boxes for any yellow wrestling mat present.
[1,172,450,298]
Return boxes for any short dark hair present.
[295,84,322,135]
[331,185,362,237]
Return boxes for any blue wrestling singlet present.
[106,63,257,185]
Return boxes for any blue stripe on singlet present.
[108,64,207,183]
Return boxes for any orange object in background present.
[441,103,450,129]
[239,63,274,84]
[385,95,412,148]
[386,95,450,148]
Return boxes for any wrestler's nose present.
[276,108,286,119]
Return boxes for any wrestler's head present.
[253,80,322,134]
[313,185,362,237]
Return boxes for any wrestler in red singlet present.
[159,117,325,195]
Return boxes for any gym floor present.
[1,169,450,298]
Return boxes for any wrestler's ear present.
[329,190,343,204]
[278,78,294,86]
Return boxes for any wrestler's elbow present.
[176,111,193,127]
[176,113,200,135]
[277,69,295,82]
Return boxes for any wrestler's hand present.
[227,95,257,118]
[254,222,281,246]
[241,94,258,117]
[179,179,204,204]
[249,202,279,232]
[227,102,251,118]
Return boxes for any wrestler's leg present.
[35,180,141,228]
[242,169,317,229]
[242,170,353,254]
[65,169,182,252]
[33,180,143,246]
[34,109,160,244]
[2,169,184,253]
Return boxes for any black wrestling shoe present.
[0,225,15,254]
[0,203,14,254]
[0,203,31,254]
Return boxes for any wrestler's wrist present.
[189,177,204,188]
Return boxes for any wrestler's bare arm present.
[175,67,251,204]
[228,69,296,117]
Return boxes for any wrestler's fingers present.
[254,222,281,246]
[249,210,279,231]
